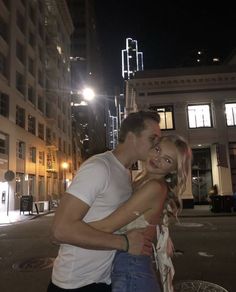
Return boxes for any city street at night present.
[0,212,235,292]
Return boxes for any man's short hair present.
[118,110,160,143]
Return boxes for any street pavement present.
[0,206,235,291]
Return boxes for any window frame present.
[187,103,212,129]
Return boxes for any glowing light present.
[61,162,69,169]
[82,88,95,101]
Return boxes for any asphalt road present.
[0,213,235,292]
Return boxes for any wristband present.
[121,234,129,252]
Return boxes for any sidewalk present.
[0,209,54,225]
[1,205,236,225]
[180,204,236,217]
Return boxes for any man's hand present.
[126,228,153,256]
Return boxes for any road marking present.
[198,251,214,257]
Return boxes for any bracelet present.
[121,234,129,252]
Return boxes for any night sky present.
[84,1,236,92]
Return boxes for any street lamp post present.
[61,162,69,192]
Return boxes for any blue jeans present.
[111,251,161,292]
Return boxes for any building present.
[122,37,144,80]
[67,0,106,158]
[0,0,74,214]
[125,55,236,207]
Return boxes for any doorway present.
[192,148,213,204]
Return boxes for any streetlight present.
[82,87,95,101]
[61,162,69,192]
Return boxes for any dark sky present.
[92,1,236,92]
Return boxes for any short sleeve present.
[66,158,110,206]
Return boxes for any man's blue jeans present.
[111,251,161,292]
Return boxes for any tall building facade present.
[67,0,106,159]
[122,37,144,80]
[125,56,236,207]
[0,0,74,214]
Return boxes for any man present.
[48,110,161,291]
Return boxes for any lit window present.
[16,140,25,159]
[225,103,236,126]
[150,106,174,130]
[0,132,8,154]
[29,146,36,163]
[188,104,212,128]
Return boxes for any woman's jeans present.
[111,251,161,292]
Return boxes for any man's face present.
[134,119,161,161]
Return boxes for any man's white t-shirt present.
[52,151,132,289]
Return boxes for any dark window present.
[2,0,9,9]
[38,123,44,140]
[16,41,25,63]
[28,85,35,104]
[0,92,9,117]
[29,31,35,47]
[28,115,36,135]
[38,23,44,39]
[0,16,8,41]
[29,5,36,24]
[38,70,43,86]
[0,52,7,77]
[37,95,44,112]
[16,105,25,128]
[16,71,25,95]
[28,57,34,75]
[16,11,25,34]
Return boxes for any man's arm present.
[52,193,150,254]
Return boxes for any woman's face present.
[145,140,178,176]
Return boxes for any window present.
[0,92,9,117]
[28,174,35,196]
[28,85,35,104]
[225,103,236,126]
[29,31,35,47]
[150,105,174,130]
[29,5,36,24]
[46,127,51,144]
[37,95,44,112]
[28,115,36,134]
[16,41,25,63]
[16,173,24,195]
[16,71,25,94]
[29,146,36,163]
[188,104,212,128]
[0,16,8,41]
[39,151,45,165]
[38,70,43,86]
[38,123,44,140]
[28,57,34,75]
[38,175,44,200]
[16,105,25,128]
[16,11,25,33]
[0,52,7,77]
[16,140,25,159]
[0,132,8,154]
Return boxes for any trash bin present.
[211,195,223,213]
[222,195,233,212]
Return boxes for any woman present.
[89,134,192,292]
